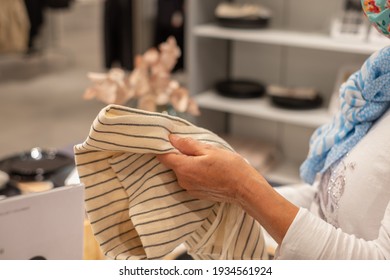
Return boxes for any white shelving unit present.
[186,0,386,184]
[193,24,386,55]
[196,90,331,129]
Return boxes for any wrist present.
[235,172,299,244]
[235,169,268,210]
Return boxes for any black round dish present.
[270,95,323,110]
[215,79,266,99]
[216,17,270,29]
[0,148,74,185]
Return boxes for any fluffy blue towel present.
[300,46,390,184]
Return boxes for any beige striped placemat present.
[74,104,267,260]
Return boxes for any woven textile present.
[74,105,267,260]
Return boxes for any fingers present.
[156,152,183,169]
[169,134,209,156]
[157,134,211,169]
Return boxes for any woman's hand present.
[156,134,299,244]
[156,134,259,204]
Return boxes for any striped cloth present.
[300,46,390,184]
[74,105,267,260]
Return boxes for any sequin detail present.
[317,154,356,227]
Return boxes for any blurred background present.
[1,1,101,158]
[1,0,387,195]
[0,0,181,159]
[1,0,387,260]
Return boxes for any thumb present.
[169,134,208,156]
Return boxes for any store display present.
[215,2,272,29]
[330,0,369,42]
[267,85,323,110]
[330,12,368,41]
[0,147,74,196]
[215,79,266,98]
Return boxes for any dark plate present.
[0,148,74,185]
[270,95,323,110]
[216,79,266,99]
[216,17,270,29]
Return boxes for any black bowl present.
[270,95,323,110]
[215,79,266,99]
[0,148,74,186]
[216,16,270,29]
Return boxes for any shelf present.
[195,91,332,128]
[193,24,388,55]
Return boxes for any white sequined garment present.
[275,109,390,259]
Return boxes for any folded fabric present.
[300,46,390,184]
[74,105,267,260]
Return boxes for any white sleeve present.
[275,202,390,259]
[275,183,317,209]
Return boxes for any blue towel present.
[300,46,390,184]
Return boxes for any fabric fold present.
[74,104,267,260]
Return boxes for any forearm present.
[237,172,299,245]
